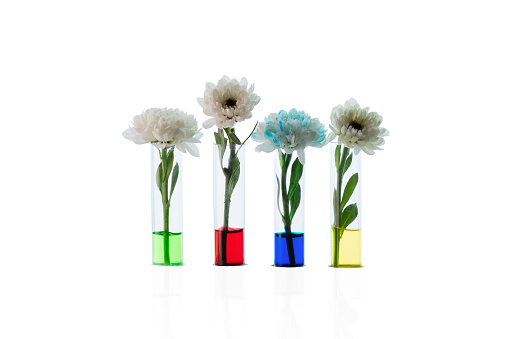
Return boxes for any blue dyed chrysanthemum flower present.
[252,109,327,164]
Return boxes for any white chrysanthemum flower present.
[252,109,327,164]
[326,98,389,155]
[197,75,261,129]
[122,107,203,156]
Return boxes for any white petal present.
[362,147,375,155]
[133,137,150,145]
[346,98,358,108]
[223,119,235,128]
[263,144,276,152]
[193,131,204,139]
[325,133,337,145]
[176,143,186,153]
[197,97,205,108]
[219,75,230,83]
[202,118,216,129]
[308,141,323,148]
[183,142,200,157]
[122,128,135,141]
[379,128,390,136]
[255,143,276,153]
[251,131,265,142]
[254,144,266,153]
[297,149,305,164]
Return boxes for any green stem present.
[280,152,296,267]
[332,145,348,267]
[161,148,171,265]
[223,141,236,230]
[219,131,238,265]
[332,227,340,267]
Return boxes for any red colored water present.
[215,227,244,265]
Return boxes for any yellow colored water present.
[331,228,361,267]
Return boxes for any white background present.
[1,1,508,338]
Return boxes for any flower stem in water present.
[280,152,296,267]
[160,148,171,265]
[219,138,238,265]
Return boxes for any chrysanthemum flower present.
[252,109,327,164]
[197,75,261,129]
[327,98,389,155]
[122,108,202,156]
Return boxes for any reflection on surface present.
[214,267,245,339]
[152,267,183,339]
[332,270,361,338]
[275,269,304,339]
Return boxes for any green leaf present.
[340,173,358,212]
[214,131,223,145]
[156,162,163,195]
[343,154,353,176]
[163,149,174,182]
[333,188,338,225]
[217,144,227,159]
[226,158,241,198]
[215,131,227,172]
[276,175,283,219]
[225,128,242,145]
[290,184,301,221]
[215,129,226,145]
[339,146,349,172]
[169,163,179,201]
[234,144,245,160]
[288,158,303,198]
[335,145,341,169]
[341,203,358,229]
[278,150,286,168]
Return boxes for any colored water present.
[215,227,244,265]
[331,228,361,267]
[274,232,304,267]
[152,231,183,266]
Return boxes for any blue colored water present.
[274,232,304,267]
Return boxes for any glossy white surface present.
[1,1,508,338]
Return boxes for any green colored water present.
[152,232,183,266]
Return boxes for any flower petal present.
[176,143,186,153]
[297,149,305,164]
[202,118,216,129]
[123,108,201,156]
[326,99,388,155]
[251,109,326,153]
[199,76,260,129]
[254,143,266,153]
[185,137,201,143]
[183,142,200,157]
[325,133,337,145]
[122,128,135,141]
